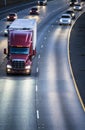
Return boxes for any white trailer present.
[9,19,37,50]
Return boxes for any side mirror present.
[4,48,7,54]
[33,49,36,55]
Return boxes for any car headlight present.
[72,13,75,16]
[79,6,81,9]
[68,19,71,23]
[7,16,9,19]
[7,65,12,69]
[60,19,63,22]
[14,16,17,19]
[25,65,31,69]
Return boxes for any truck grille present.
[12,60,25,69]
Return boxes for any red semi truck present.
[4,19,37,75]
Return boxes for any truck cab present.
[38,0,47,6]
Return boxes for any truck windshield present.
[10,47,29,54]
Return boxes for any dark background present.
[0,0,34,8]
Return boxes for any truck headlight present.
[7,65,12,69]
[25,65,31,69]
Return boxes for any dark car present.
[4,25,10,36]
[29,7,39,15]
[65,10,75,19]
[7,13,18,21]
[70,2,75,6]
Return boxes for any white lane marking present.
[36,85,38,92]
[38,54,40,59]
[36,67,39,73]
[41,45,43,48]
[37,110,39,119]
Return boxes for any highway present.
[0,0,85,130]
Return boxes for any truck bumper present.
[6,68,31,75]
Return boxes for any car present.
[70,2,75,6]
[69,0,76,6]
[4,25,10,36]
[65,10,75,19]
[38,0,47,6]
[29,7,39,15]
[7,13,18,21]
[73,3,82,11]
[59,14,72,25]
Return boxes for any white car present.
[73,3,82,11]
[59,14,72,25]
